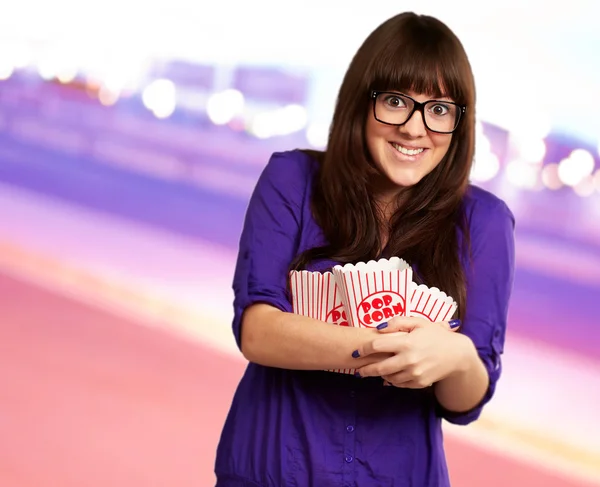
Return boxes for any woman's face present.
[365,90,454,198]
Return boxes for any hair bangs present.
[368,28,468,104]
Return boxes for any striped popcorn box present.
[408,283,458,325]
[319,272,349,327]
[319,272,354,375]
[332,257,412,329]
[289,270,355,375]
[290,270,323,320]
[289,270,348,323]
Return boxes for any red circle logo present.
[326,304,349,326]
[357,291,405,327]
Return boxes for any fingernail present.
[354,372,361,378]
[351,350,360,358]
[376,321,388,330]
[448,319,461,329]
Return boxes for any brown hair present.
[293,12,475,319]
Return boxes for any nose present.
[400,108,427,137]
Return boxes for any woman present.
[215,11,515,487]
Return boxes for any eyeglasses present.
[370,90,466,134]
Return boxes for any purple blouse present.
[215,150,515,487]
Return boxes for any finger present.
[352,332,408,359]
[377,315,429,333]
[448,319,461,331]
[355,353,409,378]
[375,321,412,334]
[382,371,411,385]
[382,372,433,389]
[396,380,434,389]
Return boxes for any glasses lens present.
[374,93,461,133]
[423,101,459,133]
[374,93,414,125]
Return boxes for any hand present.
[353,316,470,388]
[375,315,461,333]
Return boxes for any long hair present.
[293,12,475,319]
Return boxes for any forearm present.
[241,303,386,370]
[434,335,489,412]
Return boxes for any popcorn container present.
[289,270,353,374]
[332,257,412,329]
[408,283,457,323]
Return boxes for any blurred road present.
[1,76,600,487]
[1,272,597,487]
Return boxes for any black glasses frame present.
[370,90,466,134]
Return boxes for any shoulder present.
[248,149,320,217]
[260,149,319,187]
[462,185,516,263]
[463,184,515,228]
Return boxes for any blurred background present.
[1,0,599,486]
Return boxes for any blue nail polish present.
[376,321,388,330]
[354,372,361,378]
[351,350,360,358]
[448,319,461,329]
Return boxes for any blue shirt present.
[215,150,515,487]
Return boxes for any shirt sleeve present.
[230,151,310,350]
[438,197,516,425]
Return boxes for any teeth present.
[392,143,424,156]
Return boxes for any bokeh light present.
[557,149,595,187]
[142,78,177,119]
[206,89,245,125]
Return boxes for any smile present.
[391,143,425,156]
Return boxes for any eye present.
[383,95,406,108]
[429,103,450,116]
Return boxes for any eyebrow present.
[387,90,455,103]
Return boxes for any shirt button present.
[345,455,353,463]
[346,425,355,432]
[350,390,356,398]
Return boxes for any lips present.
[390,142,426,156]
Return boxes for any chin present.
[387,170,425,188]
